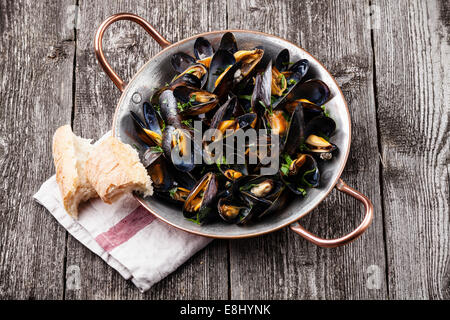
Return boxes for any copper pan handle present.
[94,13,171,92]
[290,179,374,248]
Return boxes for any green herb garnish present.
[238,94,252,101]
[297,187,307,196]
[150,145,163,153]
[132,144,140,151]
[321,105,330,117]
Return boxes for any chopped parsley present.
[321,105,330,117]
[297,187,307,196]
[238,94,252,101]
[150,145,163,153]
[132,143,140,151]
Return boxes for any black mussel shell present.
[289,59,310,79]
[207,49,236,92]
[150,74,202,106]
[194,37,214,60]
[275,49,290,72]
[281,154,320,193]
[171,52,196,73]
[236,174,284,202]
[217,195,252,224]
[234,48,264,79]
[154,170,197,204]
[162,125,199,172]
[296,79,331,106]
[130,110,159,146]
[283,104,306,156]
[144,150,174,192]
[305,115,336,138]
[143,102,162,136]
[182,172,219,223]
[173,63,209,88]
[173,86,219,116]
[159,90,182,127]
[210,96,241,129]
[218,32,238,54]
[217,153,248,181]
[251,61,272,116]
[305,134,338,160]
[212,61,242,101]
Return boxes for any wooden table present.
[0,0,448,300]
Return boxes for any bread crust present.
[52,125,96,218]
[86,136,153,204]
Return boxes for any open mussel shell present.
[296,79,331,106]
[234,48,264,79]
[212,61,242,101]
[162,125,200,172]
[150,74,201,106]
[235,174,284,203]
[271,59,310,109]
[210,96,243,130]
[194,37,214,60]
[218,32,238,54]
[251,60,272,116]
[207,49,236,92]
[171,52,196,73]
[217,195,253,224]
[275,48,290,72]
[265,109,289,138]
[159,90,182,127]
[173,86,219,116]
[286,99,324,123]
[154,170,197,204]
[217,153,248,182]
[281,153,320,193]
[143,148,174,192]
[130,109,162,147]
[173,63,209,89]
[283,104,305,156]
[305,115,336,138]
[182,172,219,223]
[305,134,338,160]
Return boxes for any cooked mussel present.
[207,49,236,92]
[218,32,238,54]
[217,194,252,224]
[130,102,163,146]
[305,134,337,160]
[296,79,331,106]
[162,125,199,172]
[194,36,214,60]
[143,148,173,192]
[283,104,305,156]
[171,52,196,73]
[159,90,182,127]
[281,153,320,194]
[251,61,272,116]
[173,86,219,116]
[172,63,209,88]
[183,172,218,223]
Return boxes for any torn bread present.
[86,136,153,204]
[52,125,97,218]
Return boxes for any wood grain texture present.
[65,0,229,299]
[372,0,450,299]
[227,0,388,299]
[0,0,75,299]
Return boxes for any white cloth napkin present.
[33,132,212,292]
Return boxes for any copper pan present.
[94,13,373,247]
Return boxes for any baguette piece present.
[86,136,153,204]
[52,125,97,218]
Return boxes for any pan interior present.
[114,31,350,238]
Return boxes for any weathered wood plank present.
[372,0,450,299]
[227,0,388,299]
[66,0,229,299]
[0,0,75,299]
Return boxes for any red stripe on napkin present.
[95,206,156,252]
